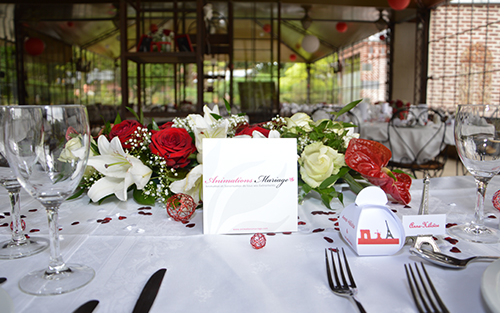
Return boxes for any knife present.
[72,300,99,313]
[132,268,167,313]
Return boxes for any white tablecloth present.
[1,175,500,313]
[359,122,454,164]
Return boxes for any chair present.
[387,108,448,178]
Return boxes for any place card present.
[402,214,446,236]
[202,138,298,234]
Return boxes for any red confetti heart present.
[118,216,127,220]
[71,221,80,225]
[444,237,458,245]
[324,237,334,243]
[450,247,461,253]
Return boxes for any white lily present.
[170,164,203,203]
[188,105,228,163]
[237,129,281,138]
[87,136,152,202]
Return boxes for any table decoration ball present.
[166,194,196,222]
[492,190,500,211]
[10,219,26,231]
[250,233,266,249]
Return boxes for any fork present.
[404,262,450,313]
[325,248,367,313]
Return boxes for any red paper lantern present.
[24,38,45,56]
[336,22,348,33]
[289,54,297,62]
[150,23,158,33]
[262,24,271,33]
[166,194,196,222]
[379,34,386,41]
[388,0,410,11]
[250,233,266,249]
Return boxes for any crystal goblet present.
[0,107,48,259]
[3,105,94,295]
[451,104,500,243]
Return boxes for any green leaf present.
[342,172,365,195]
[224,98,231,114]
[97,194,115,205]
[392,169,415,179]
[133,188,156,205]
[150,119,160,131]
[320,193,333,210]
[319,167,350,189]
[210,113,222,120]
[332,99,362,118]
[114,113,122,125]
[126,107,141,123]
[67,188,85,200]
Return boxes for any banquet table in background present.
[359,121,455,164]
[1,171,500,312]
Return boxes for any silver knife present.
[132,268,167,313]
[73,300,99,313]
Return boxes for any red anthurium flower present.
[345,138,412,205]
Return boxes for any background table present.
[1,174,499,313]
[359,121,454,164]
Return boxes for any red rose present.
[150,128,196,168]
[235,125,270,137]
[109,120,142,149]
[159,121,174,129]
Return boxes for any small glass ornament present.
[492,190,500,211]
[166,194,196,222]
[250,233,266,249]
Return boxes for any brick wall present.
[427,4,500,113]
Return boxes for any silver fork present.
[325,248,367,313]
[404,262,450,313]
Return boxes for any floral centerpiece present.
[70,100,411,210]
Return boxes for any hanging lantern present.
[379,34,386,41]
[388,0,410,11]
[24,37,45,56]
[336,22,348,33]
[302,35,320,53]
[263,24,271,33]
[289,54,297,61]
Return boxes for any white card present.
[402,214,446,236]
[202,138,298,234]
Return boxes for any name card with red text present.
[202,138,298,235]
[402,215,446,236]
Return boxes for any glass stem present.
[44,205,68,275]
[6,184,27,245]
[474,179,488,226]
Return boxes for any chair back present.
[387,108,448,177]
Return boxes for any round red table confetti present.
[166,194,196,222]
[250,233,266,249]
[493,190,500,211]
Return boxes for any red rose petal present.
[444,237,458,245]
[450,247,461,253]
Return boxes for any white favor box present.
[339,186,405,256]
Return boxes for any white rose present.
[286,113,313,132]
[299,142,345,188]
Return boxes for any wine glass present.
[451,104,500,243]
[0,107,49,259]
[3,105,94,295]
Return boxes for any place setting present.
[0,102,499,313]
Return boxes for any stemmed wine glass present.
[3,105,94,295]
[451,104,500,243]
[0,107,49,259]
